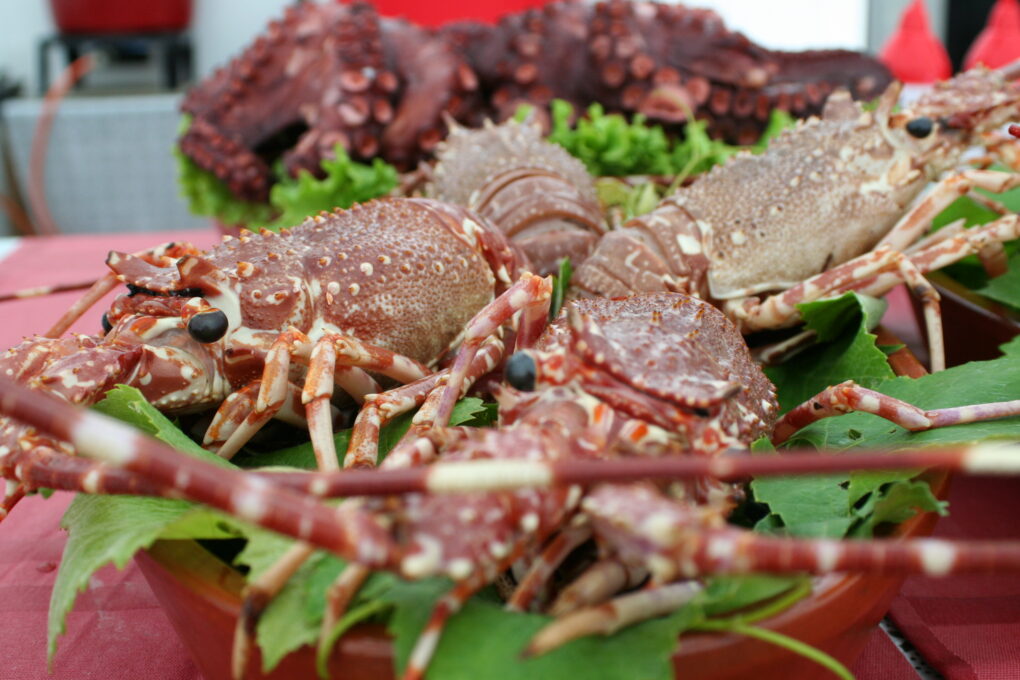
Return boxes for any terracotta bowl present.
[135,336,946,680]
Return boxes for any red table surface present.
[0,230,1018,679]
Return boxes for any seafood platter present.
[4,2,1020,679]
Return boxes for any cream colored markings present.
[918,540,957,576]
[70,417,139,465]
[427,460,554,492]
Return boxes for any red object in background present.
[368,0,547,26]
[964,0,1020,70]
[879,0,951,83]
[49,0,192,34]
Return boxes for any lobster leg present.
[432,272,552,426]
[345,337,505,469]
[547,557,647,617]
[403,546,529,680]
[876,169,1020,252]
[236,341,507,674]
[213,328,432,463]
[771,380,1020,445]
[724,245,949,369]
[205,381,308,460]
[526,581,704,658]
[583,483,1020,584]
[856,214,1020,301]
[507,521,593,612]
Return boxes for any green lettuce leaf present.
[263,147,399,231]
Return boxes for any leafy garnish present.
[544,100,792,180]
[549,257,573,319]
[263,148,399,231]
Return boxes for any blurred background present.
[0,0,1004,236]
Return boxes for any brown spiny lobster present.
[3,293,1020,680]
[0,197,554,519]
[574,62,1020,372]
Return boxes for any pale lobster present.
[573,62,1020,372]
[3,292,1020,680]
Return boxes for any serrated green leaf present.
[750,472,852,538]
[846,468,920,507]
[265,146,398,230]
[700,574,801,617]
[784,344,1020,451]
[766,293,894,417]
[977,251,1020,311]
[849,480,947,538]
[381,577,684,680]
[49,496,236,660]
[91,386,233,466]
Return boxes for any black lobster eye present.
[187,310,229,343]
[905,116,934,138]
[505,352,537,392]
[101,313,113,334]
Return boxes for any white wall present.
[0,2,51,96]
[692,0,869,50]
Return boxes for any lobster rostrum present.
[0,197,547,519]
[573,62,1020,371]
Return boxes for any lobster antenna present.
[0,375,379,561]
[0,278,102,303]
[257,441,1020,498]
[44,272,120,337]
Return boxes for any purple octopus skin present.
[178,0,892,203]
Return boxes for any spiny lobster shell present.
[430,118,606,275]
[539,294,778,443]
[107,199,518,367]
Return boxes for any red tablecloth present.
[0,231,1018,679]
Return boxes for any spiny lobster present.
[3,293,1020,680]
[0,197,552,519]
[574,62,1020,372]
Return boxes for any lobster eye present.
[905,116,934,138]
[505,352,537,392]
[101,313,113,334]
[187,310,229,343]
